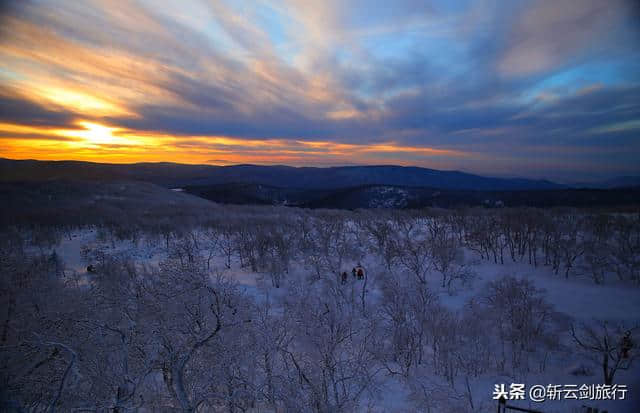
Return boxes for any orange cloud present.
[0,119,469,166]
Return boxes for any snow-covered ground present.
[36,224,640,413]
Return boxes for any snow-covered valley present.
[3,207,640,412]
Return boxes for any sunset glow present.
[1,0,639,180]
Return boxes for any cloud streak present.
[0,0,639,180]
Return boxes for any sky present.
[0,0,639,182]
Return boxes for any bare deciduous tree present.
[570,321,638,385]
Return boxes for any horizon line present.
[3,156,637,185]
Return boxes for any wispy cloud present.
[0,0,638,180]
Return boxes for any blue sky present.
[0,0,639,181]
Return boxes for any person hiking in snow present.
[341,271,348,285]
[356,263,365,280]
[352,267,357,279]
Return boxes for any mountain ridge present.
[0,158,564,191]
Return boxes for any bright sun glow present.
[60,121,130,146]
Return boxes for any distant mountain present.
[0,158,564,191]
[1,159,638,212]
[572,176,640,189]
